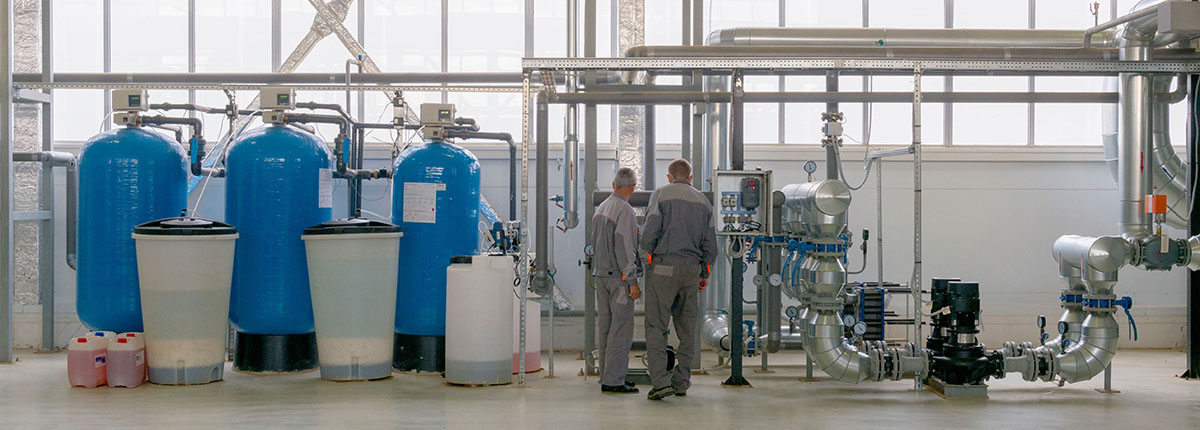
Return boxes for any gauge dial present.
[583,244,594,256]
[853,322,868,336]
[842,314,857,327]
[803,160,818,174]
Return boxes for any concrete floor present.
[1,349,1198,429]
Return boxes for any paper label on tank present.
[135,351,144,366]
[403,182,444,223]
[318,168,334,208]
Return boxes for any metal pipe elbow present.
[1055,312,1119,383]
[1052,235,1132,274]
[810,310,871,383]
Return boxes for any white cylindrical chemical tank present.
[446,255,515,385]
[303,218,403,381]
[133,216,237,385]
[514,292,542,374]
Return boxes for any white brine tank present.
[303,218,403,381]
[446,255,515,385]
[132,215,238,385]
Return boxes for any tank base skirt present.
[393,333,444,373]
[233,332,318,373]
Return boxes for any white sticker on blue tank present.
[318,168,333,208]
[403,182,443,224]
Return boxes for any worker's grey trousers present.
[596,276,635,387]
[644,259,701,391]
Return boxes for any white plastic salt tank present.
[302,218,402,381]
[445,255,515,385]
[514,292,542,373]
[133,215,237,385]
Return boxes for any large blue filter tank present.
[391,140,480,372]
[77,126,188,333]
[225,124,333,373]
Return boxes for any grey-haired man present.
[591,167,642,394]
[640,159,716,401]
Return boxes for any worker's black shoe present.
[674,390,686,397]
[646,386,674,400]
[624,379,637,387]
[602,384,639,394]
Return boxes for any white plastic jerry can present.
[67,336,108,388]
[107,334,147,387]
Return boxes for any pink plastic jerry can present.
[107,334,146,387]
[67,336,108,388]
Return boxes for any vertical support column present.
[722,71,750,388]
[0,0,13,364]
[691,0,703,173]
[38,0,55,353]
[777,0,785,145]
[441,0,448,103]
[861,0,869,144]
[679,0,690,162]
[581,0,598,378]
[644,106,655,189]
[1186,73,1200,380]
[101,0,111,131]
[943,0,953,146]
[911,67,925,391]
[187,0,196,123]
[271,0,281,70]
[517,74,531,386]
[581,0,598,377]
[1026,0,1035,146]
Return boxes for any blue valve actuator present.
[341,137,351,164]
[1113,296,1137,341]
[189,137,200,165]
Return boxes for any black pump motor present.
[928,280,1004,386]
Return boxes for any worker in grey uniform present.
[591,167,642,394]
[639,159,716,401]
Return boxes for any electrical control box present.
[113,89,148,112]
[260,86,295,110]
[420,103,456,127]
[714,170,772,237]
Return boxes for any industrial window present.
[48,0,1177,149]
[50,0,103,142]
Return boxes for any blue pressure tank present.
[225,124,333,373]
[77,126,188,333]
[391,140,480,372]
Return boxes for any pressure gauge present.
[583,244,594,256]
[768,273,783,287]
[753,274,764,287]
[785,305,800,319]
[842,314,857,327]
[853,321,868,336]
[1057,320,1069,335]
[803,160,818,174]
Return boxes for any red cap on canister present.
[1145,194,1168,214]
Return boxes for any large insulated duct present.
[1103,74,1189,229]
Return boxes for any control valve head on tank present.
[420,103,457,140]
[260,87,296,124]
[112,89,148,126]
